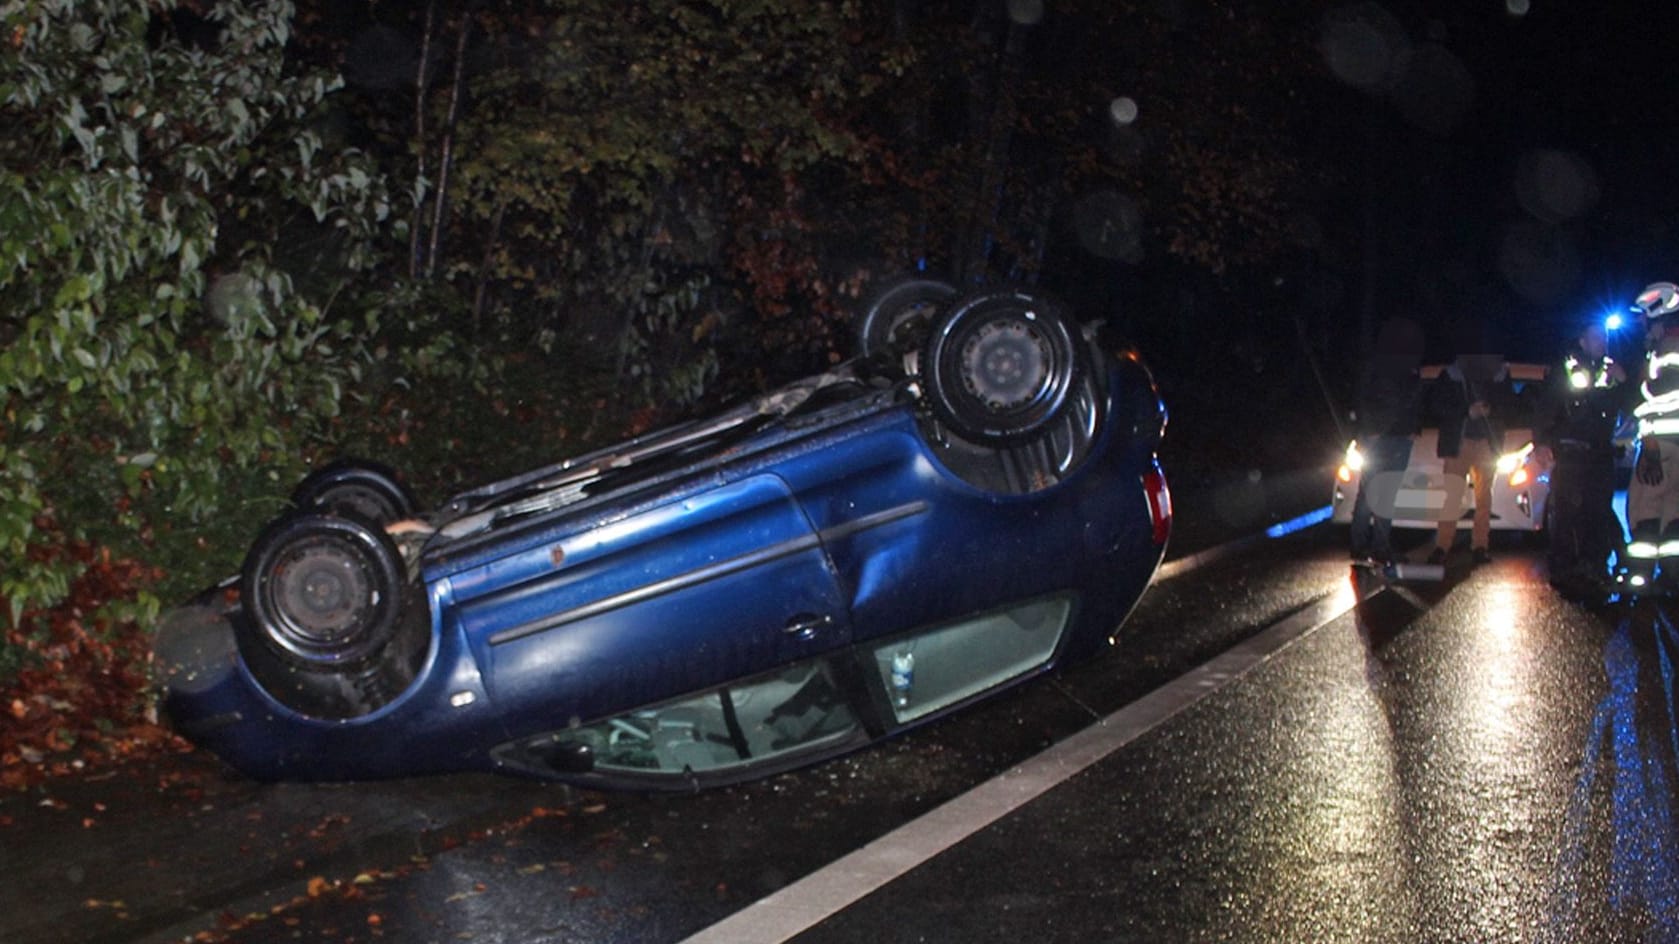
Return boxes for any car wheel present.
[921,288,1083,444]
[857,276,957,359]
[239,512,407,671]
[291,460,417,525]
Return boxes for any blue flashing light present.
[1264,505,1332,539]
[1606,311,1626,332]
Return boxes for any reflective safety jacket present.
[1635,344,1679,438]
[1540,347,1624,450]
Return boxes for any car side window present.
[572,660,862,776]
[871,595,1074,724]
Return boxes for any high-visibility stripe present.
[1567,354,1618,390]
[1638,417,1679,437]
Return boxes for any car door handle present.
[783,613,833,638]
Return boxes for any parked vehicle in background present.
[157,281,1173,791]
[1332,363,1551,537]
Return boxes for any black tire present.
[857,276,957,359]
[921,289,1083,444]
[239,512,407,671]
[291,460,417,526]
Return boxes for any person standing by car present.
[1427,345,1516,565]
[1535,321,1627,598]
[1348,317,1426,565]
[1624,282,1679,589]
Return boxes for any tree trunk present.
[471,201,506,340]
[407,0,437,280]
[426,14,472,280]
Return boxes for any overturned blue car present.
[157,282,1171,791]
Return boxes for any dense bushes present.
[1,1,403,635]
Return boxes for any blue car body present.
[159,292,1170,791]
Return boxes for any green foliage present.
[407,0,886,398]
[0,0,399,626]
[347,0,1329,408]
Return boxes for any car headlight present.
[1498,442,1535,485]
[1339,441,1364,481]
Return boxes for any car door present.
[460,473,852,732]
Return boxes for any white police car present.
[1331,363,1552,536]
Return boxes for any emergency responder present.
[1623,282,1679,590]
[1535,321,1626,599]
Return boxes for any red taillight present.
[1143,466,1171,546]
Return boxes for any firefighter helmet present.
[1635,281,1679,320]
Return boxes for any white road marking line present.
[678,581,1369,944]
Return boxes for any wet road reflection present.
[1545,606,1679,942]
[1349,560,1679,944]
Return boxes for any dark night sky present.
[1078,0,1679,467]
[1319,0,1679,361]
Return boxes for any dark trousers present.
[1350,435,1413,560]
[1547,446,1618,579]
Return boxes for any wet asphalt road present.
[782,552,1655,944]
[6,515,1678,943]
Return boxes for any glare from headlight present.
[1496,442,1534,476]
[1343,440,1365,472]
